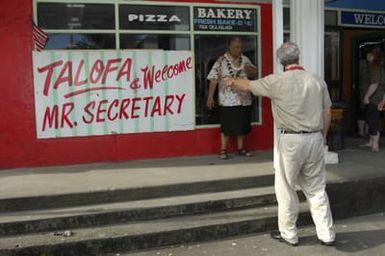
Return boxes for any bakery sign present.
[193,6,257,32]
[32,50,194,138]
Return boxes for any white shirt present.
[249,69,332,132]
[207,54,254,106]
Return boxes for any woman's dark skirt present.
[219,105,252,136]
[365,103,381,135]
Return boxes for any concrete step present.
[0,203,312,256]
[3,174,385,240]
[0,176,384,256]
[0,174,274,213]
[0,186,304,237]
[0,145,383,256]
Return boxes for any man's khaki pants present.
[276,132,336,244]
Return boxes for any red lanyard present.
[285,65,305,72]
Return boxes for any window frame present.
[33,0,262,127]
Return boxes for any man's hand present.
[206,96,215,110]
[206,80,218,110]
[244,65,257,79]
[222,77,251,91]
[222,77,234,87]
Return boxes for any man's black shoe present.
[319,239,335,246]
[270,230,299,246]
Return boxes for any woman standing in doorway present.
[357,51,374,137]
[206,37,257,159]
[362,47,385,152]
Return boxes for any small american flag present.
[32,21,48,51]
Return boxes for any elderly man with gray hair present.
[225,42,336,246]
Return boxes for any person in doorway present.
[224,42,336,246]
[362,82,385,151]
[361,47,385,152]
[206,37,257,159]
[357,51,374,137]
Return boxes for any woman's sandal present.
[238,148,253,157]
[218,149,228,159]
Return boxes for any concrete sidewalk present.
[0,137,383,256]
[0,137,384,199]
[124,212,385,256]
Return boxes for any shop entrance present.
[351,34,385,136]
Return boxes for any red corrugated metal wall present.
[0,0,273,169]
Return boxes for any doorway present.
[351,34,385,136]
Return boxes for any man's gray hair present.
[277,42,300,66]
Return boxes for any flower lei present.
[224,53,244,78]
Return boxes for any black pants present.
[365,103,381,136]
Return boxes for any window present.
[325,10,338,26]
[194,35,259,125]
[37,2,116,50]
[283,7,290,31]
[35,1,260,126]
[120,34,190,50]
[38,3,115,29]
[193,6,260,125]
[325,31,341,101]
[46,33,115,49]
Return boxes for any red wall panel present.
[0,0,273,169]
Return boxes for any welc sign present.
[340,11,385,28]
[32,50,194,139]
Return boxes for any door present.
[351,34,385,135]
